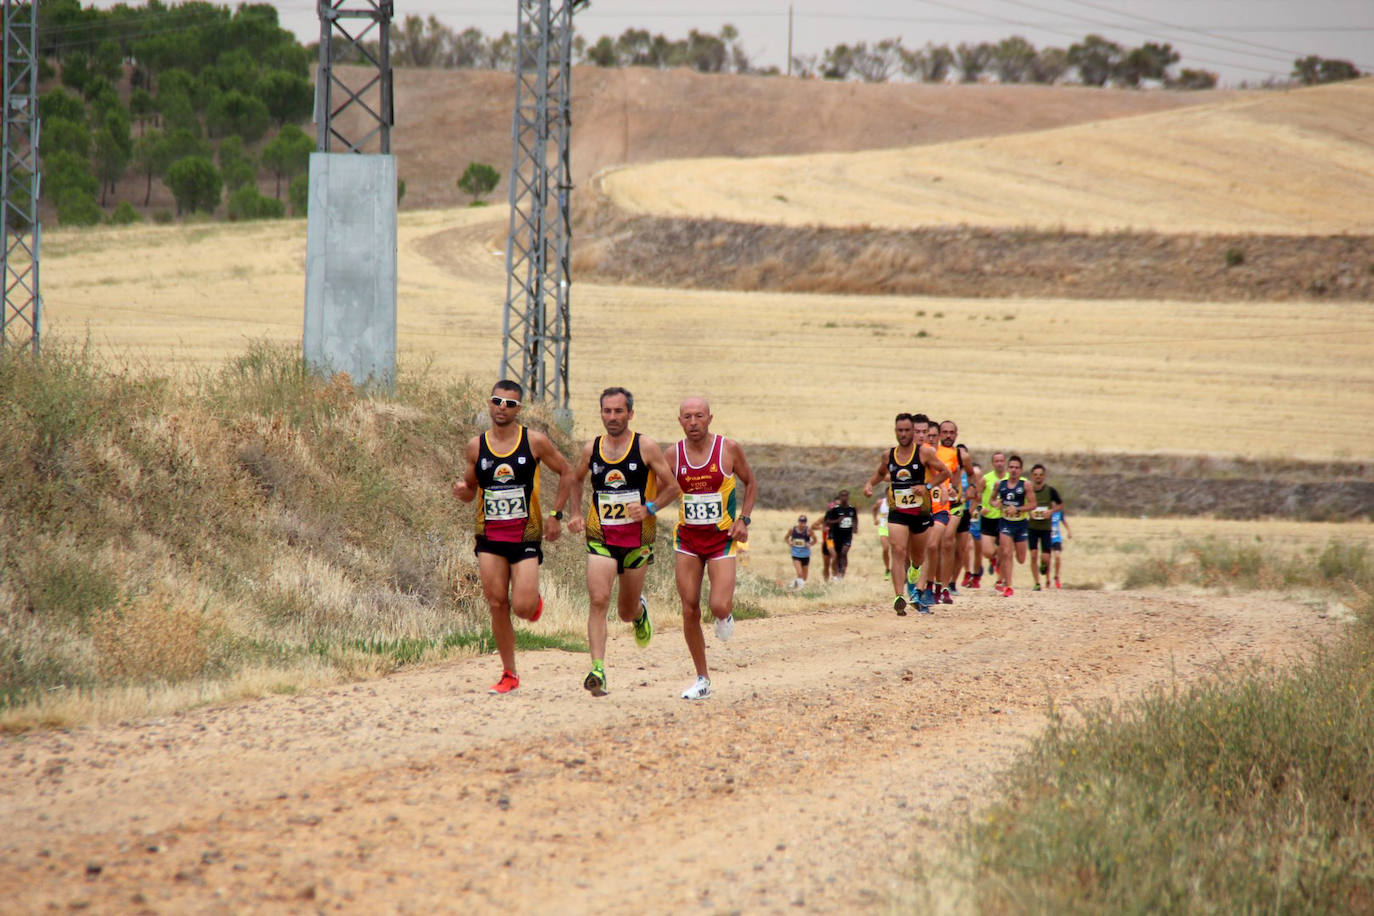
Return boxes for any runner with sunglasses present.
[565,387,680,697]
[453,380,575,695]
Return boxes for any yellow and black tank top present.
[474,427,542,542]
[887,445,932,516]
[585,433,658,548]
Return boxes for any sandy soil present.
[0,589,1335,913]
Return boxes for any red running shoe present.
[940,588,953,605]
[960,571,973,587]
[489,670,520,694]
[1054,579,1062,589]
[1001,586,1014,598]
[529,596,544,622]
[969,575,981,589]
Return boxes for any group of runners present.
[786,413,1071,613]
[456,385,1070,701]
[453,381,755,701]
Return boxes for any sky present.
[91,0,1374,87]
[272,0,1374,86]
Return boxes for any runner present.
[929,420,963,605]
[863,412,950,616]
[872,495,891,581]
[1027,463,1064,592]
[991,454,1036,598]
[824,490,859,579]
[669,396,758,700]
[785,515,815,588]
[452,380,575,694]
[963,460,984,588]
[1051,505,1073,588]
[565,387,680,697]
[976,451,1008,590]
[952,443,974,592]
[813,498,837,581]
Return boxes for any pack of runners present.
[863,413,1071,614]
[454,381,756,702]
[456,384,1068,702]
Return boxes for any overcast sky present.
[122,1,1374,87]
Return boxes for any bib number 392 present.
[682,492,725,525]
[483,488,528,521]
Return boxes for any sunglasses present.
[489,396,521,409]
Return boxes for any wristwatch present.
[740,515,751,526]
[549,510,564,520]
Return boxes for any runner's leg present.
[676,552,710,678]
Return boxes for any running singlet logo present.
[682,491,725,525]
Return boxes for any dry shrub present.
[91,589,212,682]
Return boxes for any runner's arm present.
[451,437,480,502]
[920,444,951,490]
[564,440,594,534]
[529,430,574,542]
[725,439,757,543]
[628,436,680,522]
[863,453,888,498]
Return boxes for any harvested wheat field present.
[601,79,1374,234]
[41,209,1374,458]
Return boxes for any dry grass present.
[600,80,1374,235]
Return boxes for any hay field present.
[41,207,1374,459]
[600,80,1374,235]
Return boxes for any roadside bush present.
[107,201,143,225]
[56,188,103,227]
[226,186,285,221]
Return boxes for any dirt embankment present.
[750,446,1374,520]
[573,209,1374,302]
[0,591,1335,912]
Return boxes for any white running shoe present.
[714,613,735,642]
[681,676,711,700]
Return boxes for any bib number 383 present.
[682,492,725,525]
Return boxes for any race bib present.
[483,487,528,521]
[838,516,853,529]
[790,536,808,548]
[1002,506,1025,521]
[1031,507,1051,520]
[891,485,928,511]
[682,491,725,525]
[597,489,640,526]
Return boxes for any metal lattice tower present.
[315,0,393,153]
[2,0,40,353]
[500,0,584,429]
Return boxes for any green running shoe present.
[583,664,608,697]
[906,564,921,586]
[633,596,652,648]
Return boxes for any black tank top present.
[475,426,542,541]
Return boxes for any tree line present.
[20,1,316,227]
[375,16,1361,90]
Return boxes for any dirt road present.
[0,590,1332,913]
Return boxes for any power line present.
[905,0,1304,77]
[1046,0,1373,67]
